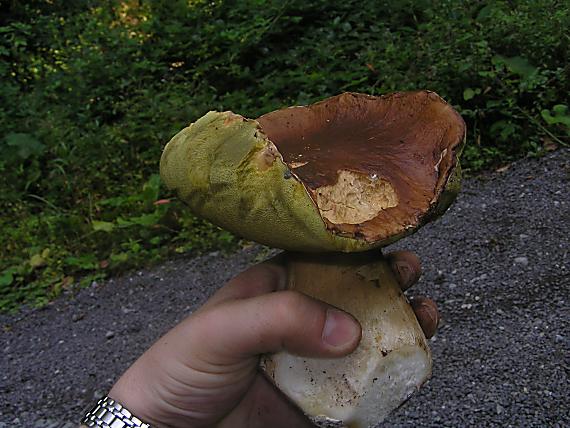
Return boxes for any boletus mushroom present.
[160,91,465,428]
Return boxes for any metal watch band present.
[82,396,152,428]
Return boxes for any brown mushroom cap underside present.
[257,91,465,242]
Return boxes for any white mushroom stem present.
[261,252,432,428]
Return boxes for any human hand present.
[108,251,438,428]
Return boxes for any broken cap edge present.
[160,110,375,252]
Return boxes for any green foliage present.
[1,0,568,311]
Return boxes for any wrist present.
[82,395,155,428]
[109,374,166,427]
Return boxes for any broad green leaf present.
[463,88,475,101]
[541,105,570,128]
[129,213,160,227]
[0,271,14,287]
[29,253,46,268]
[117,217,134,227]
[476,5,495,21]
[141,174,161,204]
[493,55,537,80]
[4,133,45,159]
[110,252,129,263]
[92,220,115,232]
[64,255,98,269]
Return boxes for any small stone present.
[105,331,115,339]
[496,404,504,414]
[470,273,488,283]
[71,313,85,322]
[514,256,529,266]
[435,270,446,284]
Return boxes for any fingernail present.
[392,260,413,289]
[410,298,439,339]
[322,309,361,348]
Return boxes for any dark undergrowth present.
[1,0,568,311]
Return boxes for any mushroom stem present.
[261,251,432,428]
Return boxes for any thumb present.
[190,290,362,364]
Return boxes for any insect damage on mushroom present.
[313,170,398,224]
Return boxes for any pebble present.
[435,270,446,284]
[71,313,85,322]
[514,256,529,266]
[105,330,115,339]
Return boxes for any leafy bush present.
[0,0,568,311]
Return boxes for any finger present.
[218,373,313,428]
[190,290,362,364]
[203,258,287,309]
[385,250,422,291]
[409,296,439,339]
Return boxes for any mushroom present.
[160,91,465,428]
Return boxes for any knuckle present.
[272,290,309,325]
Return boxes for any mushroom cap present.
[160,91,465,252]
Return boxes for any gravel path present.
[1,149,569,428]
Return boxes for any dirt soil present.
[1,149,569,428]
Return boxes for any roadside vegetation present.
[1,0,568,311]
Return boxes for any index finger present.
[202,255,288,309]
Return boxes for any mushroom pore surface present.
[257,91,465,242]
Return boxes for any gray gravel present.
[1,149,569,428]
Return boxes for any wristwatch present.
[82,396,152,428]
